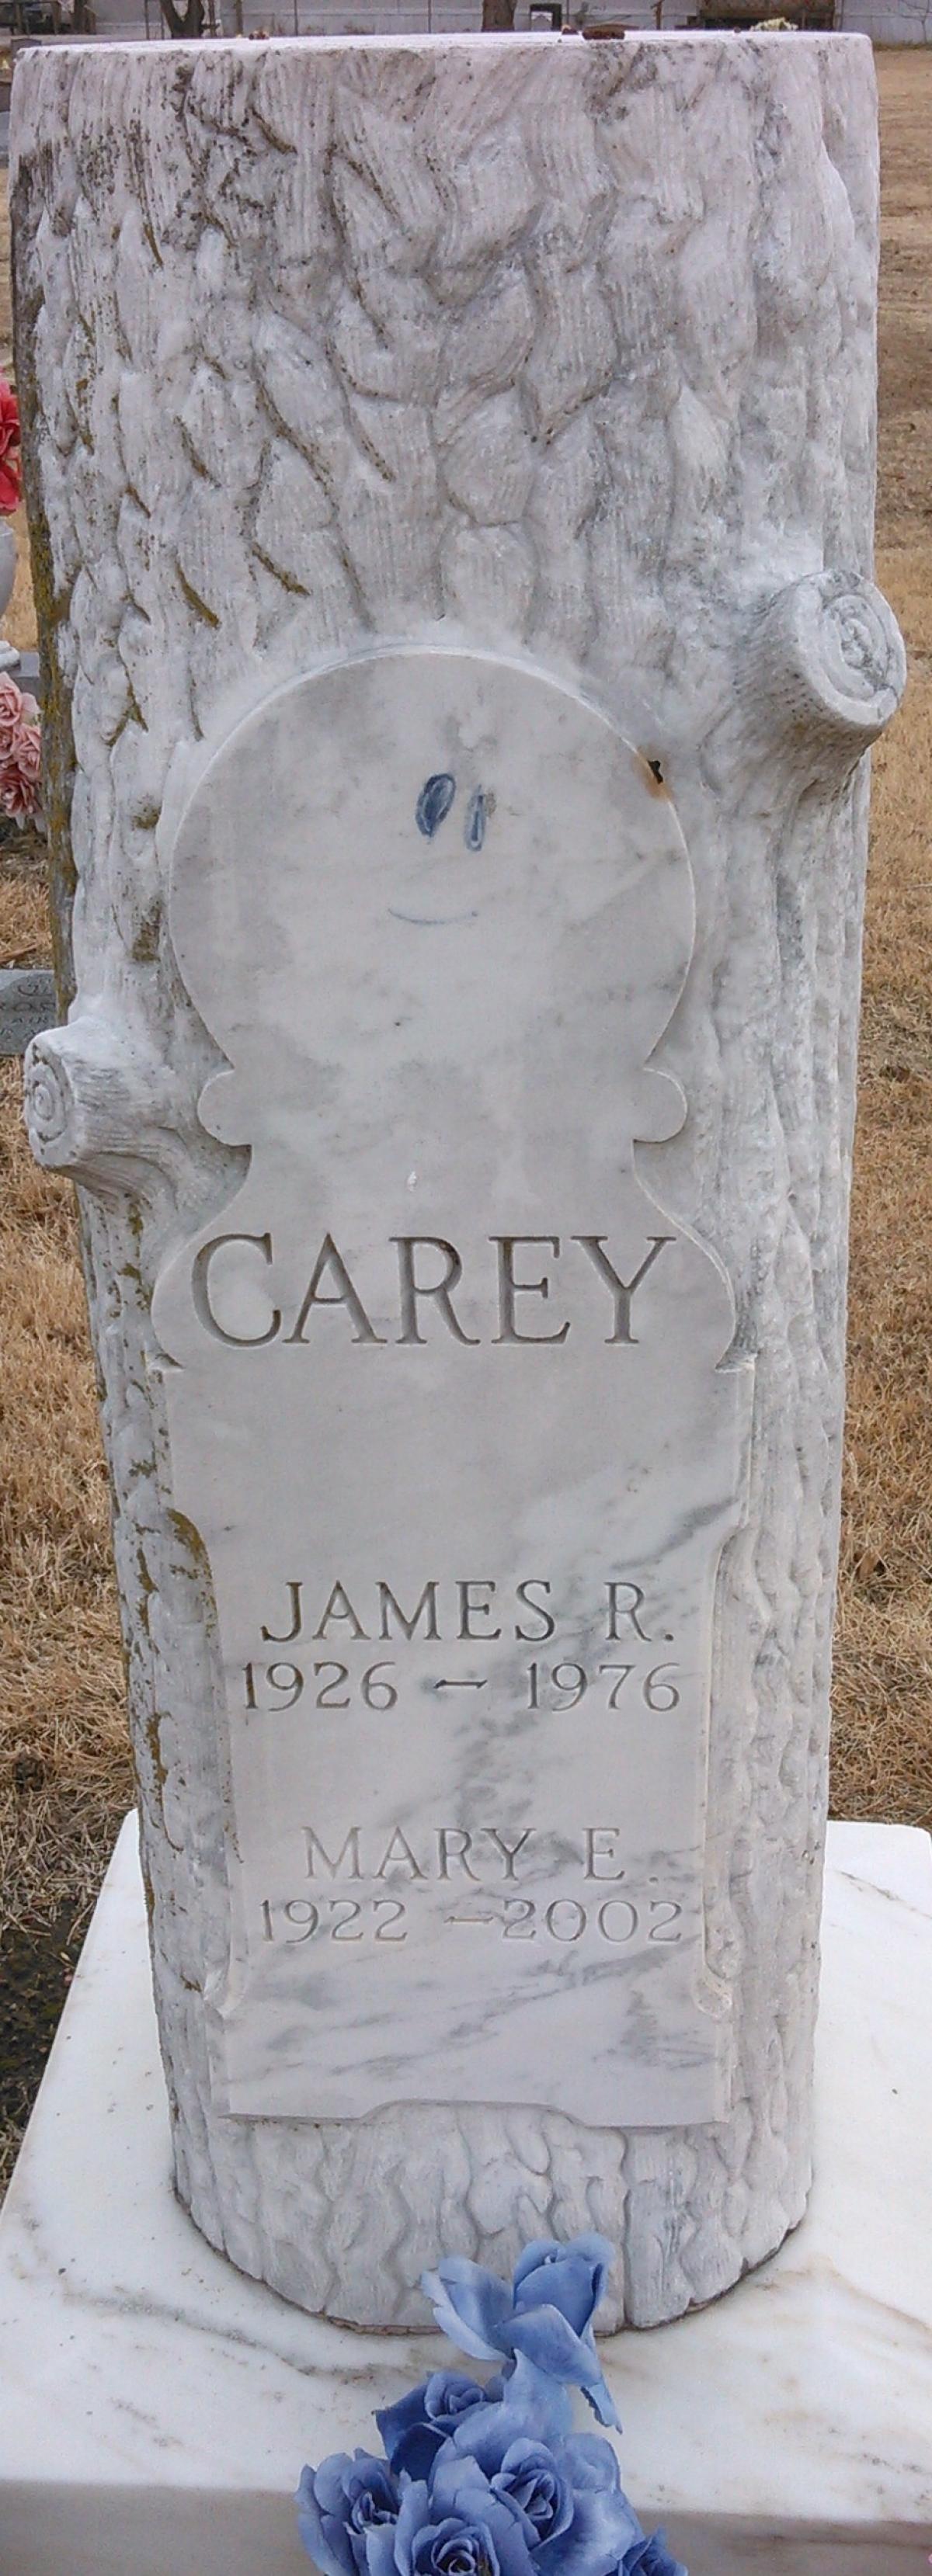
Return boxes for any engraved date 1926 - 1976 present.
[243,1659,681,1713]
[240,1575,681,1717]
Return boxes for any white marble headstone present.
[14,33,905,2327]
[153,647,751,2125]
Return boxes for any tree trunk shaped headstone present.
[13,35,904,2329]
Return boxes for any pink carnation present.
[0,714,42,818]
[0,379,21,516]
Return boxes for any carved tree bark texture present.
[12,34,904,2328]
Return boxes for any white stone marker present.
[2,1819,930,2576]
[153,647,751,2134]
[14,32,905,2329]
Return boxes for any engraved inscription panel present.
[154,648,753,2126]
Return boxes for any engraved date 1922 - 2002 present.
[259,1890,684,1949]
[259,1823,685,1954]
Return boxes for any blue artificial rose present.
[297,2449,401,2576]
[487,2436,572,2547]
[422,2237,620,2431]
[391,2473,534,2576]
[412,2519,498,2576]
[377,2374,490,2479]
[507,2243,617,2432]
[620,2533,687,2576]
[513,2244,611,2339]
[439,2411,640,2576]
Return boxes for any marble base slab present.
[0,1816,930,2576]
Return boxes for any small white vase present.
[0,518,16,618]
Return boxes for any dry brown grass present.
[0,1061,130,2186]
[1,53,930,2185]
[0,1066,130,1897]
[833,50,932,1827]
[0,177,127,2193]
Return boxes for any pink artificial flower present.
[0,380,21,515]
[0,714,42,818]
[0,673,30,759]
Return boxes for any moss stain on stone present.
[132,905,162,966]
[175,563,221,630]
[144,1709,169,1800]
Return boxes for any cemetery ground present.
[1,49,931,2203]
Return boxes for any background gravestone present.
[14,33,904,2328]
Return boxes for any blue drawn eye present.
[464,788,487,852]
[416,772,456,838]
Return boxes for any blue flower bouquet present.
[297,2237,685,2576]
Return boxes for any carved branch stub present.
[23,1018,204,1210]
[738,571,906,788]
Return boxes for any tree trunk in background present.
[160,0,203,33]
